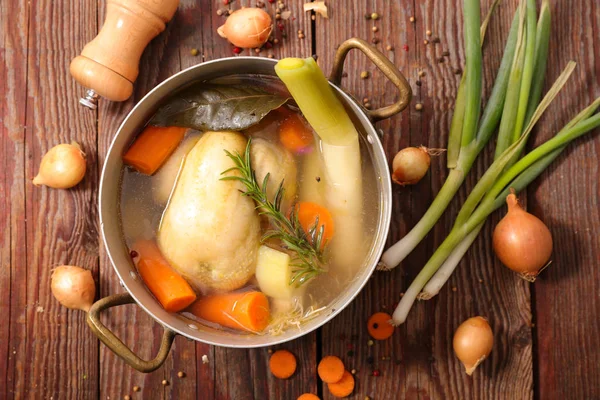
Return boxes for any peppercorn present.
[416,80,422,86]
[442,50,450,57]
[133,386,140,392]
[364,103,371,109]
[386,45,394,51]
[298,33,305,39]
[371,37,379,44]
[278,3,285,9]
[267,54,274,58]
[373,369,381,377]
[177,371,185,378]
[298,29,303,34]
[223,0,229,4]
[311,15,316,20]
[257,1,264,6]
[190,48,199,56]
[255,48,261,53]
[423,39,429,45]
[360,71,370,79]
[418,70,426,77]
[426,30,432,36]
[351,369,357,374]
[372,26,378,32]
[273,38,279,44]
[403,44,409,52]
[232,47,242,54]
[268,0,275,2]
[367,339,374,346]
[275,13,281,20]
[371,13,379,20]
[216,9,224,16]
[415,103,423,111]
[124,396,130,400]
[161,380,169,386]
[363,97,369,103]
[452,286,457,292]
[129,250,138,259]
[409,16,416,22]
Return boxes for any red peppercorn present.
[403,44,409,52]
[129,250,138,259]
[373,369,381,377]
[278,23,285,31]
[268,0,275,2]
[232,47,242,54]
[223,0,229,4]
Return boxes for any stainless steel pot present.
[92,38,411,372]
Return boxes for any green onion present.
[380,3,519,270]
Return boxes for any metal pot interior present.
[99,57,392,347]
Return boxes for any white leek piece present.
[276,57,364,269]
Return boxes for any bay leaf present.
[149,83,290,131]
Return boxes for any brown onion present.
[51,265,96,312]
[391,146,431,185]
[217,8,272,49]
[453,316,493,375]
[33,142,86,189]
[493,192,553,281]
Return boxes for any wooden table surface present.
[2,0,599,399]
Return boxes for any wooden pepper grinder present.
[70,0,180,109]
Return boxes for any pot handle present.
[87,292,176,373]
[330,38,412,122]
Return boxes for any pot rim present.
[99,56,393,348]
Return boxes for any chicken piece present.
[152,132,201,206]
[250,138,297,212]
[158,131,261,292]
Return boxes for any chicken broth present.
[119,76,380,335]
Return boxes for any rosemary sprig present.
[221,139,326,287]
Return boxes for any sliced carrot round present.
[327,370,355,398]
[318,355,345,383]
[367,312,395,340]
[269,349,297,379]
[295,202,335,247]
[297,394,320,400]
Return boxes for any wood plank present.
[530,1,600,399]
[197,1,317,399]
[95,0,183,398]
[317,0,534,398]
[0,0,30,398]
[18,0,100,398]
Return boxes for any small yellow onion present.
[51,265,96,312]
[217,8,272,49]
[33,142,86,189]
[453,316,494,375]
[493,193,553,281]
[391,146,431,185]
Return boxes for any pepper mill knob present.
[70,0,180,108]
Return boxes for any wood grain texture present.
[0,0,30,398]
[528,1,600,399]
[3,0,101,398]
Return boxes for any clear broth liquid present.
[119,76,380,335]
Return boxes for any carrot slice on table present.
[187,291,270,333]
[327,370,355,398]
[123,125,187,175]
[297,394,320,400]
[279,113,314,153]
[367,312,395,340]
[318,355,345,383]
[295,201,335,247]
[269,349,297,379]
[132,240,197,313]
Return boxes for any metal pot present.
[93,38,411,372]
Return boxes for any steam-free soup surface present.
[119,76,380,335]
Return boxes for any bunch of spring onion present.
[382,0,600,325]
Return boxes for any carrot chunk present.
[318,355,345,383]
[269,349,297,379]
[297,394,320,400]
[132,240,197,313]
[123,126,187,175]
[294,201,335,247]
[279,113,314,153]
[367,312,395,340]
[187,291,270,333]
[327,370,355,398]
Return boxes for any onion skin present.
[51,265,96,312]
[391,146,431,185]
[33,142,86,189]
[493,193,553,280]
[217,8,272,49]
[453,316,493,375]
